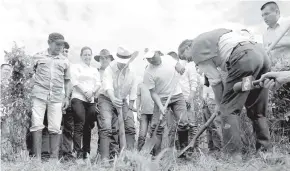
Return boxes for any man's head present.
[62,42,70,57]
[144,50,163,66]
[178,39,193,62]
[48,33,65,56]
[167,51,179,60]
[94,49,114,69]
[1,64,12,80]
[80,46,93,66]
[261,1,280,27]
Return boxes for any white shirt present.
[70,62,101,103]
[178,60,198,99]
[102,61,138,100]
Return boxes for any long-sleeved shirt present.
[263,20,290,67]
[70,62,101,103]
[102,61,138,101]
[198,31,250,86]
[178,60,198,99]
[32,49,70,102]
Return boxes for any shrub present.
[1,43,34,161]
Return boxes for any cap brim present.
[144,51,155,59]
[54,39,65,44]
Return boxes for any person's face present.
[62,48,69,57]
[99,56,112,69]
[262,5,279,27]
[1,65,12,80]
[48,40,64,55]
[81,49,92,65]
[146,52,162,66]
[117,62,126,70]
[180,45,192,62]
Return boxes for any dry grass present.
[1,145,290,171]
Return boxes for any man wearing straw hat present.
[98,47,137,161]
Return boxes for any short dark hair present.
[80,46,92,56]
[64,42,70,49]
[261,1,279,11]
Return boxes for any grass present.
[1,144,290,171]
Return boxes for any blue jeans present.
[97,95,136,159]
[151,93,189,155]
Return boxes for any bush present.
[1,43,34,161]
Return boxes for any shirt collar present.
[110,61,130,73]
[43,49,64,59]
[267,23,280,30]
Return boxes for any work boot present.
[50,133,61,160]
[32,131,42,160]
[126,134,136,150]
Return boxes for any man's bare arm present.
[149,89,164,112]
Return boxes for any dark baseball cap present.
[48,33,65,44]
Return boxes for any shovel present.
[140,82,176,155]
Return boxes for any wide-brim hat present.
[115,46,132,64]
[94,49,114,62]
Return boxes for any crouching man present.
[178,28,272,159]
[143,50,189,156]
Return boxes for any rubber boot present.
[152,134,162,156]
[126,134,136,150]
[99,136,111,160]
[32,131,42,160]
[50,133,61,160]
[253,117,271,151]
[178,131,189,158]
[41,128,50,161]
[221,114,242,154]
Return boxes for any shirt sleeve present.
[64,60,71,80]
[129,74,138,101]
[69,64,79,87]
[102,65,114,92]
[187,63,198,92]
[198,59,222,86]
[137,84,141,96]
[143,70,155,91]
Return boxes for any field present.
[1,44,290,171]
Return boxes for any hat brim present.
[115,57,130,64]
[94,55,114,62]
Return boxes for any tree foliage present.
[1,43,34,161]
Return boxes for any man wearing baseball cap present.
[143,49,189,156]
[30,33,71,161]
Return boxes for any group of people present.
[1,0,290,165]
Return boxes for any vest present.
[190,28,232,65]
